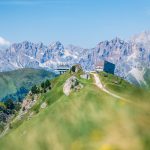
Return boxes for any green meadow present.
[0,71,149,150]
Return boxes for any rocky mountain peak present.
[0,32,150,86]
[49,41,64,51]
[131,31,150,44]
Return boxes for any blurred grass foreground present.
[0,70,149,150]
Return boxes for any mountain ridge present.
[0,31,150,87]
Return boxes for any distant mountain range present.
[0,31,150,87]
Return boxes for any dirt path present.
[92,73,123,99]
[91,73,134,104]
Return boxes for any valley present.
[0,68,56,101]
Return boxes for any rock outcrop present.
[63,76,83,96]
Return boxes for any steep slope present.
[0,68,56,101]
[127,31,150,87]
[0,70,149,150]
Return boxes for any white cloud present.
[0,37,11,50]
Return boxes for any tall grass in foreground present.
[0,72,149,150]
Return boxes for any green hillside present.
[0,68,56,101]
[0,70,149,150]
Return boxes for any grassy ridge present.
[99,72,150,101]
[0,68,56,101]
[0,71,149,150]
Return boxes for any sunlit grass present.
[0,72,149,150]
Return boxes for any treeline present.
[0,79,52,133]
[31,79,51,94]
[0,99,21,132]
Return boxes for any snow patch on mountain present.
[0,32,150,87]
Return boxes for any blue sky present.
[0,0,150,48]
